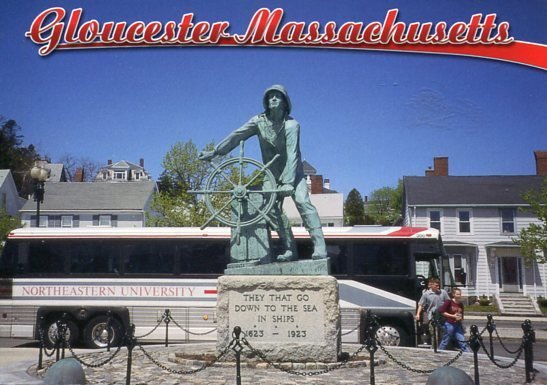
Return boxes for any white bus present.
[0,226,444,348]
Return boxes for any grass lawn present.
[466,304,499,314]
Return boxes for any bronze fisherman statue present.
[199,85,327,262]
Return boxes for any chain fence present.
[35,310,537,385]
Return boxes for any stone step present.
[502,307,536,312]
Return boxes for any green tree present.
[514,179,547,265]
[0,116,41,196]
[344,188,365,225]
[366,180,403,225]
[147,140,219,227]
[0,209,20,253]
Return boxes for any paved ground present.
[1,341,546,385]
[0,315,545,385]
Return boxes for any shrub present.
[479,295,491,306]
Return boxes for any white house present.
[95,159,151,182]
[282,161,344,227]
[20,181,157,228]
[0,170,25,216]
[403,153,546,314]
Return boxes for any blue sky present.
[1,0,545,198]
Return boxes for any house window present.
[442,254,469,286]
[102,172,109,180]
[428,209,442,231]
[99,215,111,227]
[457,210,472,233]
[500,208,515,234]
[114,171,125,180]
[39,216,48,228]
[135,172,141,180]
[61,215,73,228]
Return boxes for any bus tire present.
[374,324,407,347]
[43,318,79,349]
[83,315,123,349]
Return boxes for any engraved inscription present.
[228,289,323,341]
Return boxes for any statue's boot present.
[276,226,298,262]
[310,227,327,260]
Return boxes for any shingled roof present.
[20,181,157,211]
[403,175,545,206]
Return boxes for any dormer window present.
[114,171,126,180]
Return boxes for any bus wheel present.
[43,319,79,349]
[375,325,406,347]
[83,316,123,349]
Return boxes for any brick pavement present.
[28,343,547,385]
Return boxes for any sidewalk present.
[1,343,546,385]
[465,315,547,340]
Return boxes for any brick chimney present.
[74,168,85,182]
[310,175,324,194]
[107,159,112,165]
[425,156,449,176]
[534,151,547,176]
[140,158,145,168]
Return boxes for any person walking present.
[438,287,471,352]
[415,278,449,345]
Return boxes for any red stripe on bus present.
[387,227,428,236]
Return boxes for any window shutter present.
[93,215,99,226]
[112,215,118,227]
[48,216,54,228]
[73,215,80,227]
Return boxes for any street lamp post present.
[30,165,49,227]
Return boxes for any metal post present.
[36,197,41,227]
[232,326,243,385]
[38,342,44,370]
[33,180,45,227]
[106,311,112,352]
[363,311,377,385]
[60,313,68,359]
[522,319,535,383]
[367,326,377,385]
[164,309,171,347]
[55,319,61,362]
[486,314,496,359]
[469,325,481,385]
[38,318,44,370]
[125,324,136,385]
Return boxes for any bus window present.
[178,241,228,274]
[0,241,17,276]
[352,242,408,275]
[326,242,348,275]
[70,241,121,274]
[26,240,65,274]
[122,241,175,275]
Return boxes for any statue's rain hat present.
[263,84,292,114]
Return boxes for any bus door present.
[350,241,411,299]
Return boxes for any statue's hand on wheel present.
[278,184,294,197]
[198,150,216,161]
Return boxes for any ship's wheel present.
[191,142,283,242]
